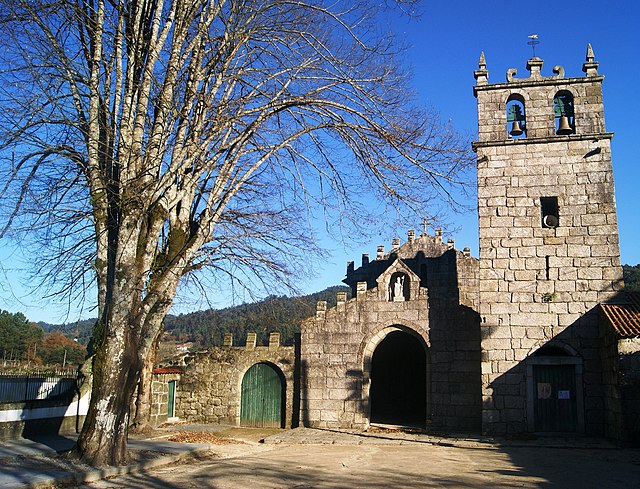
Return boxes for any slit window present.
[541,197,559,228]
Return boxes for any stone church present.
[168,47,639,443]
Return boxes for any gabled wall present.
[301,232,481,431]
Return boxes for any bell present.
[509,119,523,137]
[543,214,559,229]
[556,115,573,135]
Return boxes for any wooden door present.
[167,380,176,417]
[533,364,577,432]
[240,363,283,428]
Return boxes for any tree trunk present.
[130,333,161,434]
[76,318,141,466]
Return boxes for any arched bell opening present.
[554,90,575,135]
[506,94,526,139]
[369,330,427,428]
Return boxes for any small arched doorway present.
[240,362,285,428]
[369,330,427,427]
[527,345,584,433]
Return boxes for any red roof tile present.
[152,367,183,374]
[600,291,640,338]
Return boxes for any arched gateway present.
[240,362,285,428]
[369,330,427,427]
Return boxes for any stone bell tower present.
[473,46,623,435]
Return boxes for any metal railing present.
[0,373,78,403]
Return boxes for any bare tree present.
[0,0,471,466]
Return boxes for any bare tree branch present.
[0,0,473,466]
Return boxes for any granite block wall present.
[175,334,296,428]
[473,48,624,434]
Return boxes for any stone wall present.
[301,232,481,431]
[599,321,622,441]
[150,371,181,427]
[176,333,297,428]
[473,49,624,435]
[619,338,640,445]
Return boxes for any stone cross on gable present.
[421,218,429,236]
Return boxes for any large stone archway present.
[369,330,427,427]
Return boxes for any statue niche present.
[389,272,409,302]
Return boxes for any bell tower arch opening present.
[506,94,527,139]
[369,330,427,427]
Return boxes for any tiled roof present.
[599,291,640,338]
[152,367,183,375]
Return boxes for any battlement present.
[346,227,474,273]
[221,331,286,350]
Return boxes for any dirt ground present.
[78,430,640,489]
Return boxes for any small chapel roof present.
[599,291,640,338]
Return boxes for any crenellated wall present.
[175,333,297,428]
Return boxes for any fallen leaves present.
[166,431,245,445]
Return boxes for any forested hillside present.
[163,285,350,346]
[623,264,640,291]
[40,285,350,348]
[1,310,87,366]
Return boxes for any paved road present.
[81,440,640,488]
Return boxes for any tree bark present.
[77,321,141,466]
[130,333,161,434]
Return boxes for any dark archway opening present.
[370,330,426,427]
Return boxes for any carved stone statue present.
[392,275,405,302]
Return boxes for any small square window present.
[541,197,559,228]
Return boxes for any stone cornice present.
[472,132,614,151]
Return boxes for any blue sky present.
[303,1,640,293]
[1,0,638,323]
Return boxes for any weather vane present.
[528,34,540,58]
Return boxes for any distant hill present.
[39,285,350,347]
[36,265,640,348]
[38,318,95,346]
[623,264,640,291]
[163,285,350,347]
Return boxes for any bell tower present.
[473,46,623,434]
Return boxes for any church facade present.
[298,46,630,437]
[168,47,638,442]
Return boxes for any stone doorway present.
[369,330,427,427]
[240,362,285,428]
[526,345,584,433]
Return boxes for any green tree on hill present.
[0,310,42,362]
[623,264,640,291]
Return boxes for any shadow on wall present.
[425,248,482,432]
[483,288,638,444]
[0,368,87,442]
[483,308,601,436]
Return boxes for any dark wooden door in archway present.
[370,330,426,427]
[533,364,578,432]
[240,363,284,428]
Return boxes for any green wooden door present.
[533,364,577,432]
[167,380,176,417]
[240,363,283,428]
